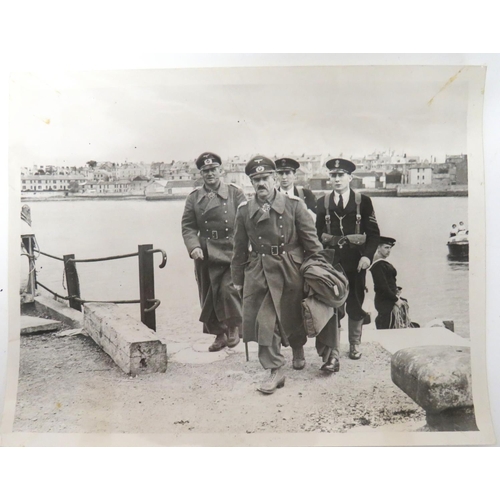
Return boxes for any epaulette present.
[189,186,202,194]
[229,183,242,190]
[237,200,248,209]
[287,194,301,201]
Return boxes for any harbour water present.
[26,196,469,338]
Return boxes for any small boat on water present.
[447,222,469,259]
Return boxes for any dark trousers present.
[345,269,367,321]
[315,312,340,361]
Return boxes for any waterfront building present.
[408,165,433,185]
[21,174,86,192]
[352,171,386,189]
[83,179,131,194]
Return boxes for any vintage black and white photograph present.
[2,63,495,445]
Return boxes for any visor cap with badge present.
[196,152,222,171]
[325,158,356,175]
[275,157,300,173]
[245,155,276,178]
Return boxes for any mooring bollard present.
[63,253,82,311]
[138,244,156,331]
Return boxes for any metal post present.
[63,254,81,311]
[138,244,156,331]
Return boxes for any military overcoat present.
[231,190,323,346]
[181,181,246,329]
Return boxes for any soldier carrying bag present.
[321,191,367,248]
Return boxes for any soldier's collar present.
[249,189,285,218]
[199,181,228,200]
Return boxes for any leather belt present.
[252,243,300,256]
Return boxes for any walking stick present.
[245,341,249,362]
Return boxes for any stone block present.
[83,303,167,375]
[20,315,61,335]
[391,345,477,431]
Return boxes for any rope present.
[68,252,139,263]
[73,298,141,305]
[36,281,71,301]
[39,250,64,261]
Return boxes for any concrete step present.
[21,315,61,335]
[362,326,469,355]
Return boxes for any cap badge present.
[281,159,287,166]
[256,165,265,173]
[254,159,263,164]
[335,160,340,168]
[204,158,213,165]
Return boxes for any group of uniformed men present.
[182,152,381,394]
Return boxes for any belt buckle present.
[271,245,279,256]
[212,230,219,240]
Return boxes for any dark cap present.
[245,155,276,178]
[379,236,396,246]
[275,157,300,172]
[325,158,356,174]
[196,152,222,171]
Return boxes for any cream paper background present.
[0,56,498,447]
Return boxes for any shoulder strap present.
[324,191,333,234]
[354,191,362,234]
[296,186,305,200]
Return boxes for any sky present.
[9,65,473,168]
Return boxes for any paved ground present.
[14,324,427,434]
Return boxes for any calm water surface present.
[27,197,469,338]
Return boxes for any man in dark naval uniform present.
[232,156,323,394]
[181,152,246,352]
[275,157,317,214]
[369,236,406,329]
[315,158,380,366]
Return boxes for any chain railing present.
[23,238,167,332]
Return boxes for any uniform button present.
[258,236,262,239]
[281,243,284,246]
[208,237,211,240]
[261,244,264,247]
[281,235,284,238]
[205,221,208,223]
[223,203,226,206]
[262,254,265,256]
[225,220,228,223]
[279,216,283,219]
[226,236,229,239]
[226,228,229,231]
[279,225,283,228]
[224,211,227,214]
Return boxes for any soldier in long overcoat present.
[181,152,246,352]
[315,158,380,367]
[232,155,323,394]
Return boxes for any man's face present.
[251,173,276,201]
[329,171,352,193]
[201,166,221,188]
[277,169,295,190]
[378,243,393,259]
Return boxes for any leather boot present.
[349,344,362,360]
[292,346,306,370]
[348,317,363,360]
[226,326,240,348]
[258,367,286,394]
[321,355,340,373]
[208,333,227,352]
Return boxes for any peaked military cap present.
[325,158,356,174]
[196,152,222,171]
[275,157,300,172]
[379,236,396,246]
[245,155,276,177]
